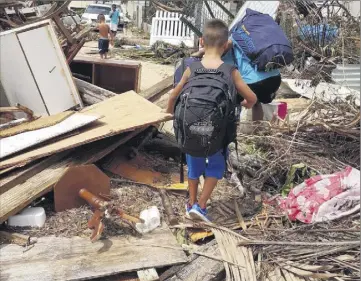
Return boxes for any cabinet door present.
[0,32,48,114]
[17,25,80,115]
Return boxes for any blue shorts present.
[98,38,109,54]
[186,150,227,180]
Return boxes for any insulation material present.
[0,113,100,159]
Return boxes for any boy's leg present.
[189,150,225,222]
[188,179,199,206]
[198,177,218,209]
[186,154,206,206]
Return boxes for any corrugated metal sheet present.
[229,1,280,30]
[332,64,360,92]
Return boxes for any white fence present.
[150,10,194,47]
[150,1,231,47]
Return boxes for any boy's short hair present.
[202,19,229,48]
[112,4,116,8]
[98,14,105,21]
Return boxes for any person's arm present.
[166,68,191,114]
[231,70,257,109]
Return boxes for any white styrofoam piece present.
[135,206,161,234]
[8,207,46,228]
[0,113,100,159]
[282,79,360,106]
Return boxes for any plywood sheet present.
[0,224,187,281]
[0,91,172,169]
[0,113,99,158]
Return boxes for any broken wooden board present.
[0,113,100,158]
[141,76,173,102]
[0,224,187,281]
[0,129,145,223]
[162,241,225,281]
[0,92,172,169]
[103,149,187,190]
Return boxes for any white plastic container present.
[8,207,46,228]
[135,206,161,234]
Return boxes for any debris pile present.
[279,0,361,86]
[113,40,192,64]
[0,1,360,281]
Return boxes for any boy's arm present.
[166,68,191,114]
[231,70,257,109]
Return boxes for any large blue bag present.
[231,8,294,71]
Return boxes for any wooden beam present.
[0,151,70,194]
[0,224,186,281]
[141,76,173,102]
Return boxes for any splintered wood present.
[212,228,256,281]
[0,224,186,281]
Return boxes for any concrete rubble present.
[0,1,359,281]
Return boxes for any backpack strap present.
[188,61,205,78]
[217,63,236,83]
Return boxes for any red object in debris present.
[278,102,287,120]
[279,166,358,224]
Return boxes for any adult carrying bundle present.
[231,8,294,71]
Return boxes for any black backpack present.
[173,61,240,158]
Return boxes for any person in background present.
[97,14,110,59]
[109,4,120,46]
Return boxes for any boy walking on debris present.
[166,19,257,222]
[97,14,110,59]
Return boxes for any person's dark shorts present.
[98,38,109,54]
[248,75,281,104]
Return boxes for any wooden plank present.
[0,129,144,223]
[0,151,69,194]
[137,269,159,281]
[74,77,117,100]
[74,55,141,68]
[141,76,173,102]
[162,241,225,281]
[0,92,172,169]
[0,224,187,281]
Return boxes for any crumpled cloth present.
[279,166,360,223]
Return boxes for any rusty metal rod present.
[79,188,108,210]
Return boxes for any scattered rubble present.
[0,1,359,281]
